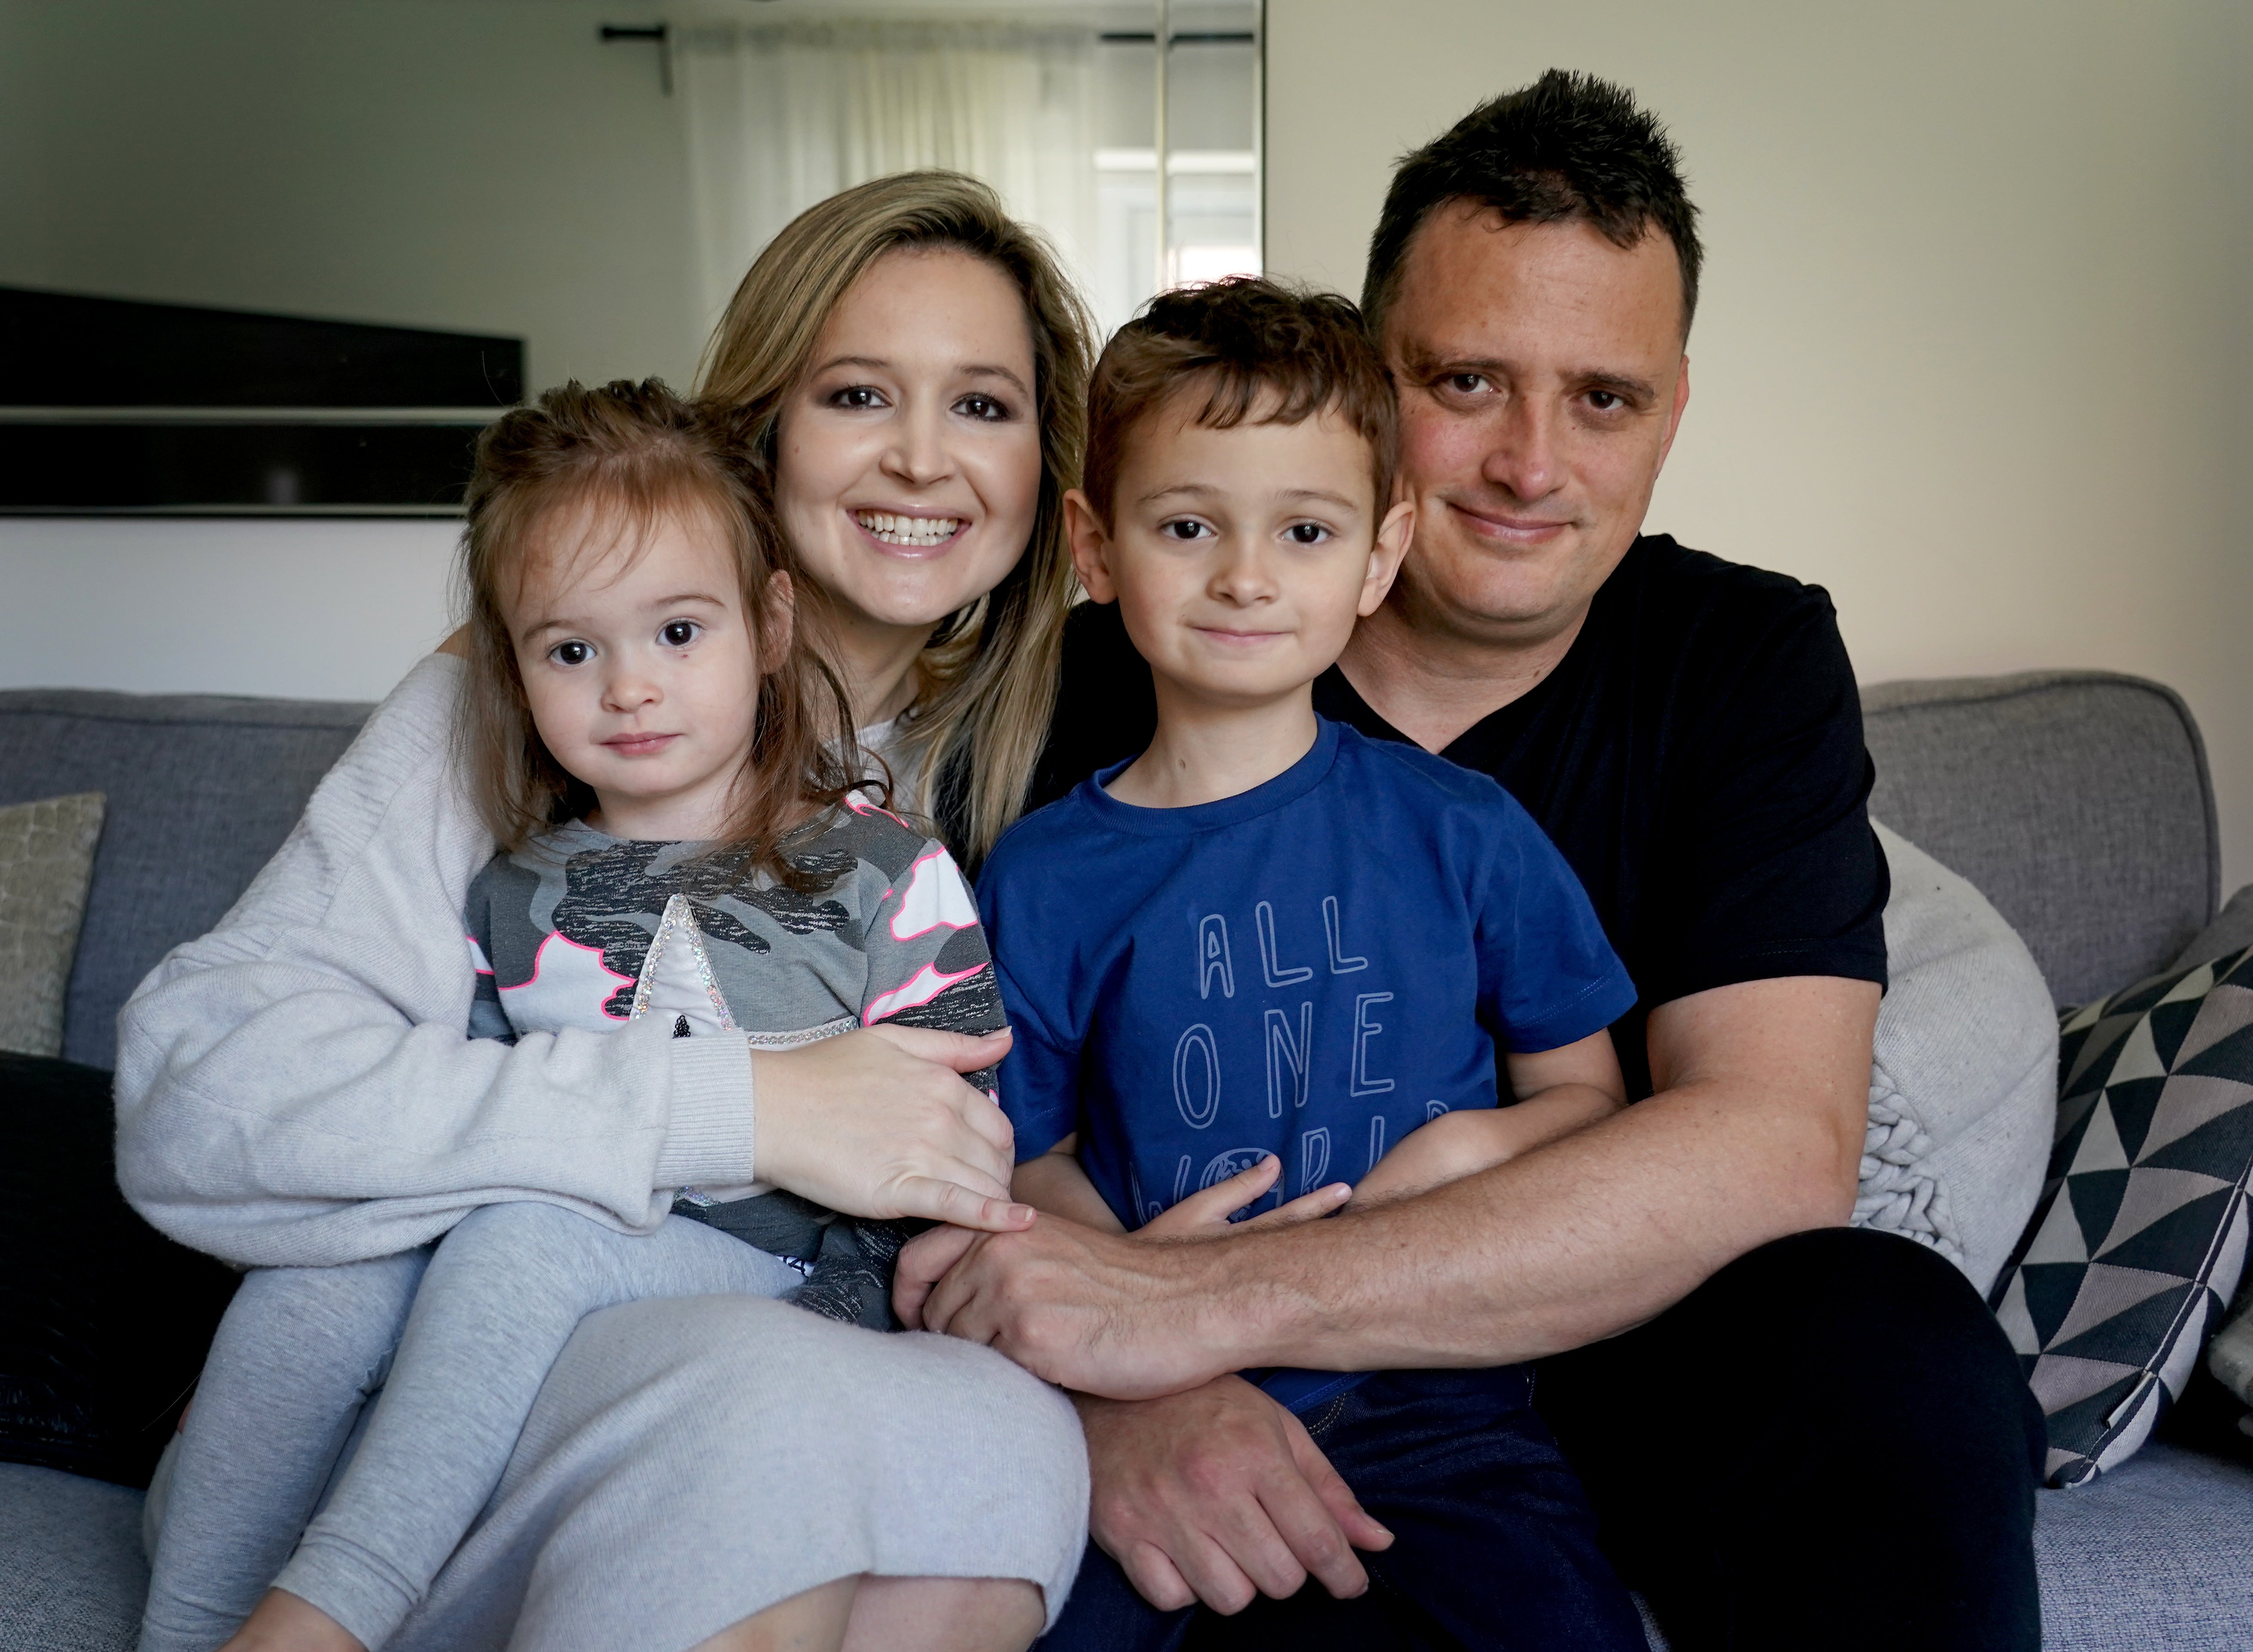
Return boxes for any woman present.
[120,173,1094,1652]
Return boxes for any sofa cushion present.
[0,1461,146,1652]
[2035,1441,2253,1647]
[0,689,370,1068]
[2176,883,2253,973]
[1991,947,2253,1485]
[0,1053,238,1488]
[1855,823,2056,1294]
[0,791,105,1059]
[1862,672,2218,1009]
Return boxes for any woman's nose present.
[879,399,954,488]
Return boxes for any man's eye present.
[1285,522,1331,546]
[550,640,592,667]
[1587,390,1622,411]
[1447,373,1491,395]
[955,393,1010,422]
[660,621,699,647]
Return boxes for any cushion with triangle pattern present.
[1989,944,2253,1487]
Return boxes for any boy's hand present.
[1139,1154,1351,1237]
[895,1222,983,1328]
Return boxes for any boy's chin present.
[1163,671,1324,711]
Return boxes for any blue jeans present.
[1039,1365,1645,1652]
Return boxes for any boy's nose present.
[1207,547,1277,604]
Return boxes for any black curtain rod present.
[599,23,672,94]
[1099,31,1257,44]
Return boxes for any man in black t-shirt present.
[911,71,2044,1652]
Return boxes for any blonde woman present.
[121,175,1094,1652]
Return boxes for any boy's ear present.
[1358,498,1416,618]
[758,569,797,667]
[1063,488,1120,604]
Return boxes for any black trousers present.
[1535,1227,2046,1651]
[1042,1366,1649,1652]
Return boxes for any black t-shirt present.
[1030,534,1889,1098]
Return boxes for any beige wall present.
[1267,0,2253,897]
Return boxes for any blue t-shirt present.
[979,720,1635,1379]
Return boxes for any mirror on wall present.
[0,0,1262,515]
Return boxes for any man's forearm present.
[1179,975,1876,1373]
[917,977,1875,1395]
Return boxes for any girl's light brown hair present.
[458,378,861,888]
[698,170,1093,864]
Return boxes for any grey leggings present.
[141,1207,799,1652]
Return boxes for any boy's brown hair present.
[1081,276,1397,529]
[457,378,862,889]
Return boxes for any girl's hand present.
[751,1025,1035,1232]
[1138,1155,1352,1238]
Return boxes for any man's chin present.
[1405,537,1622,637]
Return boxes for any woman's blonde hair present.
[698,171,1094,863]
[457,379,862,888]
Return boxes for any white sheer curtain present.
[677,19,1101,338]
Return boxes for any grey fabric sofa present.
[4,670,2251,1650]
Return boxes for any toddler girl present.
[168,379,1028,1652]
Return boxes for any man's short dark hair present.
[1362,70,1703,340]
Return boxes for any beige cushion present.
[0,791,106,1058]
[1855,822,2060,1295]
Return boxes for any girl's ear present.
[759,569,797,668]
[1064,488,1119,603]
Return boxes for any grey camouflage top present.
[463,798,1005,1327]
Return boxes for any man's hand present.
[752,1025,1033,1231]
[1079,1376,1392,1614]
[912,1215,1241,1397]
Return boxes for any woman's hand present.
[751,1025,1034,1231]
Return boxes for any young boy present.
[970,279,1649,1648]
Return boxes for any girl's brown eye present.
[553,640,591,667]
[662,621,697,647]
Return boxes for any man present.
[911,70,2045,1651]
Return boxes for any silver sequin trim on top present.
[744,1015,859,1050]
[627,894,737,1031]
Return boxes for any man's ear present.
[1358,498,1416,617]
[1654,355,1691,473]
[1063,488,1119,603]
[758,569,797,668]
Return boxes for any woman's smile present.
[852,509,969,552]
